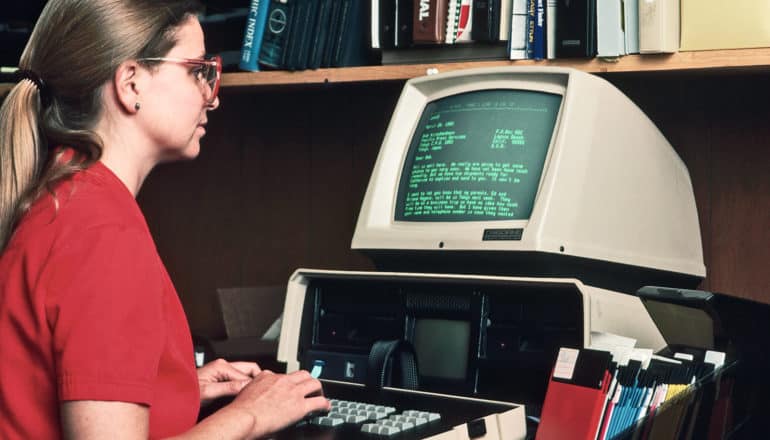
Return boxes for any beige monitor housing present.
[351,66,705,282]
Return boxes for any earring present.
[134,102,141,111]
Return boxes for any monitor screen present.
[413,318,471,380]
[395,89,562,222]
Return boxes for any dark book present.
[396,0,415,47]
[471,0,501,42]
[533,0,546,59]
[258,0,297,69]
[333,0,375,67]
[307,0,334,69]
[380,42,508,64]
[373,0,395,49]
[322,0,344,67]
[285,0,318,70]
[413,0,447,43]
[554,0,596,58]
[374,0,413,48]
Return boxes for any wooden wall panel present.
[139,75,770,339]
[706,76,770,301]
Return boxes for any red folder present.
[536,349,613,440]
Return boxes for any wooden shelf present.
[4,47,770,95]
[222,47,770,89]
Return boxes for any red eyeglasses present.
[137,54,222,104]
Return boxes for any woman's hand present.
[228,369,331,438]
[197,358,261,406]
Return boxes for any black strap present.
[367,340,420,390]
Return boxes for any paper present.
[553,347,580,380]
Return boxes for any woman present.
[0,0,330,438]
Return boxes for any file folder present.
[535,348,613,440]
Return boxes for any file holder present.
[536,286,770,439]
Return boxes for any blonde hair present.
[0,0,203,249]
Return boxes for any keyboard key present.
[361,423,379,434]
[344,414,368,424]
[311,416,344,427]
[376,425,401,436]
[367,411,388,420]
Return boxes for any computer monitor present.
[352,67,705,291]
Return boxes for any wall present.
[138,74,770,339]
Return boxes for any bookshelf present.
[2,50,770,339]
[4,47,770,95]
[223,47,770,88]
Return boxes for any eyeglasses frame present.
[136,54,222,104]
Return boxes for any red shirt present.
[0,160,199,439]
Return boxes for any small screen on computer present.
[413,318,470,380]
[395,89,562,222]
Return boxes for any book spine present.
[322,0,342,66]
[499,0,512,41]
[413,0,448,43]
[555,0,595,58]
[546,0,556,58]
[533,0,545,59]
[259,0,295,69]
[471,0,491,41]
[623,0,639,54]
[285,0,310,71]
[638,0,679,53]
[454,0,473,42]
[525,0,535,58]
[308,0,333,68]
[509,0,528,59]
[445,0,460,43]
[239,0,270,71]
[332,0,353,66]
[371,0,381,49]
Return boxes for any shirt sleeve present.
[43,223,168,405]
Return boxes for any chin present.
[159,142,201,163]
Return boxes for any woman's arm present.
[61,369,330,440]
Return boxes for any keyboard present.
[275,380,522,440]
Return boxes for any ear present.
[113,60,145,114]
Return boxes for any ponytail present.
[0,78,46,249]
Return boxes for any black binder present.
[554,0,596,58]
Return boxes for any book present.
[596,0,624,58]
[308,0,334,69]
[554,0,596,58]
[396,0,415,46]
[285,0,317,70]
[525,0,535,58]
[638,0,678,53]
[680,0,770,51]
[371,0,386,49]
[499,0,512,41]
[623,0,639,54]
[413,0,448,43]
[333,0,375,67]
[533,0,546,59]
[239,0,272,72]
[546,0,556,58]
[322,0,344,67]
[258,0,297,69]
[471,0,501,42]
[444,0,461,43]
[454,0,473,42]
[508,0,528,59]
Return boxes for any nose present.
[207,95,220,110]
